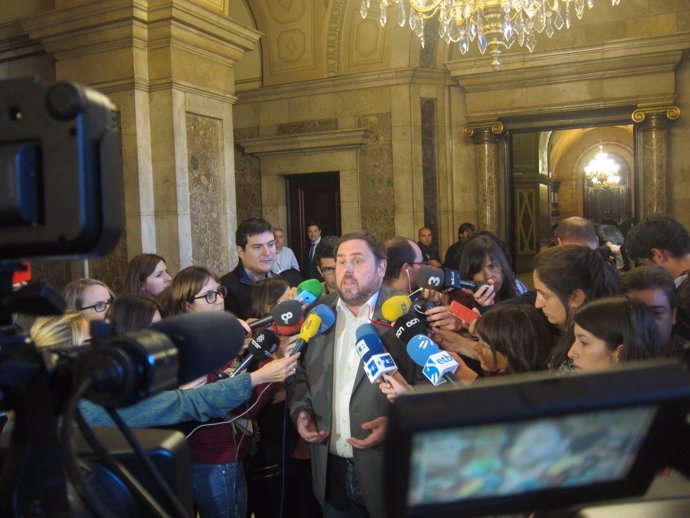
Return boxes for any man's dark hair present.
[626,214,690,261]
[314,235,339,263]
[384,237,417,280]
[306,220,320,230]
[235,217,273,249]
[335,231,386,264]
[620,265,678,310]
[458,222,475,235]
[554,216,598,248]
[596,224,624,246]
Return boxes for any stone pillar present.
[631,105,680,217]
[21,0,260,287]
[464,122,505,233]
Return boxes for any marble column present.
[464,122,505,233]
[20,0,260,287]
[631,105,680,217]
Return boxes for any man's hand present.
[296,410,330,443]
[347,416,387,449]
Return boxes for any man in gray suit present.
[287,231,418,518]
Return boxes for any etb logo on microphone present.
[423,351,458,386]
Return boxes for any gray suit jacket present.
[287,285,418,518]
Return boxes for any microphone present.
[230,329,280,377]
[416,265,479,291]
[292,304,336,355]
[406,335,459,387]
[393,312,429,343]
[249,299,303,330]
[74,311,247,407]
[272,315,304,336]
[381,294,413,322]
[294,278,323,305]
[354,323,398,383]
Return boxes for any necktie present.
[309,242,316,262]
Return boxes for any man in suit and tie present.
[304,221,323,281]
[287,231,418,518]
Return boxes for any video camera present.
[0,77,243,517]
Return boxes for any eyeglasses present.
[193,286,227,304]
[320,267,336,273]
[410,261,429,267]
[79,298,113,313]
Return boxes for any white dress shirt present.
[329,291,379,458]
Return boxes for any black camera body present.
[0,76,121,260]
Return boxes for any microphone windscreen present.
[393,313,428,344]
[381,295,413,322]
[247,329,280,360]
[273,316,304,336]
[355,324,386,362]
[416,265,445,290]
[406,334,440,368]
[298,313,323,342]
[311,304,336,333]
[270,299,303,326]
[297,278,323,298]
[150,311,246,385]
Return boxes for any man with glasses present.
[383,237,424,293]
[220,217,277,319]
[315,235,340,295]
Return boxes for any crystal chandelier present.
[585,145,621,188]
[359,0,622,67]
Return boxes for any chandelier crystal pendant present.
[585,145,621,189]
[360,0,622,67]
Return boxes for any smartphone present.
[450,300,480,323]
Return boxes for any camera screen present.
[407,405,657,507]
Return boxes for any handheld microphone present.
[272,315,304,336]
[249,299,303,330]
[406,335,459,387]
[354,324,398,383]
[230,329,280,377]
[381,294,413,322]
[416,265,479,291]
[292,304,336,355]
[393,312,429,343]
[294,278,323,306]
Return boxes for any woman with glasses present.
[169,265,284,518]
[63,279,116,339]
[123,253,173,299]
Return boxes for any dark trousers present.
[323,454,371,518]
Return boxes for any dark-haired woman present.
[532,244,620,371]
[123,253,172,298]
[568,295,660,371]
[107,293,163,334]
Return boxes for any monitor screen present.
[408,406,656,507]
[384,361,690,518]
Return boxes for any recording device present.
[449,300,480,324]
[384,361,690,518]
[1,78,247,517]
[248,299,303,330]
[405,335,459,387]
[291,304,336,355]
[230,328,280,377]
[294,278,323,306]
[354,323,397,383]
[416,265,482,292]
[0,77,121,260]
